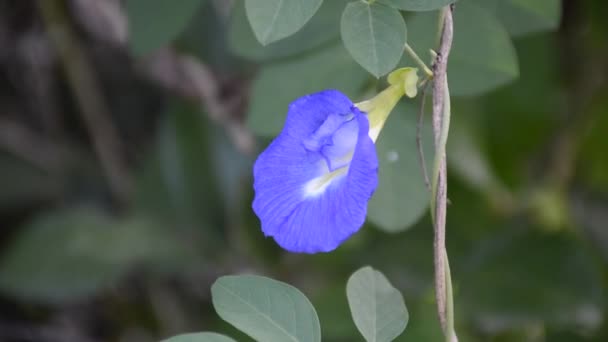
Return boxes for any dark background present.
[0,0,607,341]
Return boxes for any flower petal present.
[272,112,378,253]
[252,133,320,237]
[252,91,378,253]
[283,90,355,139]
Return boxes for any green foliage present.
[246,43,369,136]
[245,0,323,45]
[403,2,519,96]
[459,228,604,333]
[211,275,321,342]
[229,0,346,61]
[0,209,193,303]
[162,332,236,342]
[367,104,432,232]
[478,0,562,37]
[396,300,443,341]
[447,102,508,198]
[2,0,604,341]
[474,34,561,188]
[127,0,205,55]
[136,103,223,231]
[347,266,409,342]
[380,0,458,12]
[579,95,608,192]
[340,1,407,77]
[313,284,361,341]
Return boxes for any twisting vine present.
[430,5,457,342]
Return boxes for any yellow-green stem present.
[445,251,456,342]
[404,42,433,77]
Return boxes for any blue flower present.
[252,68,419,253]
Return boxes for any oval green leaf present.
[244,0,323,45]
[247,44,369,136]
[127,0,205,55]
[211,275,321,342]
[380,0,457,11]
[230,0,346,61]
[162,332,236,342]
[346,266,409,342]
[402,2,519,96]
[368,104,432,232]
[341,1,407,77]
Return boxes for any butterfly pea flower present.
[253,68,419,253]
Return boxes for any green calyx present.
[355,67,419,142]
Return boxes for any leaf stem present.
[404,42,433,77]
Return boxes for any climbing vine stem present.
[429,4,458,342]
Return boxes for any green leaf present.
[229,0,347,61]
[403,2,519,96]
[246,44,369,136]
[0,209,193,303]
[476,0,562,37]
[367,104,432,232]
[212,275,321,342]
[244,0,323,45]
[127,0,205,55]
[161,332,236,342]
[346,266,409,342]
[379,0,457,11]
[341,1,407,77]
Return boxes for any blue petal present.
[252,90,378,253]
[283,90,354,140]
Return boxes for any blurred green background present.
[0,0,607,341]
